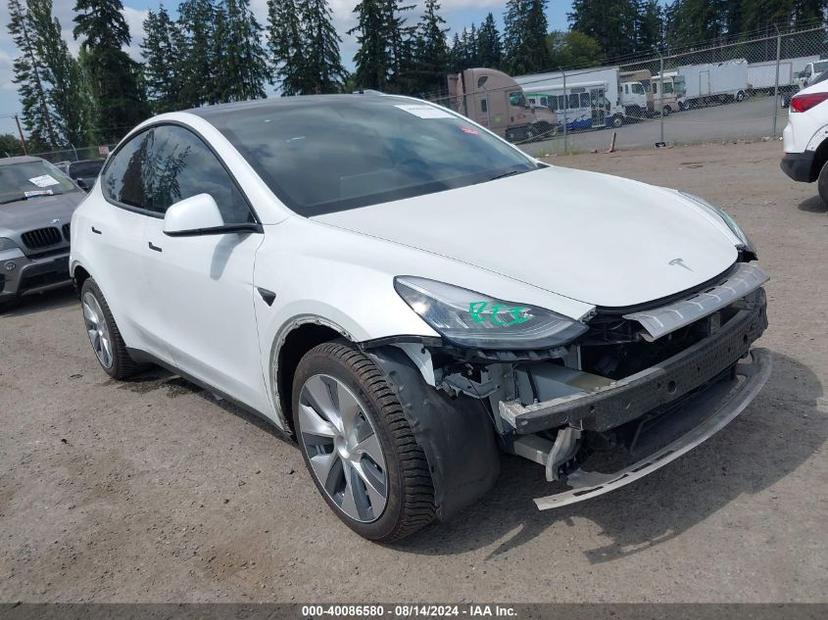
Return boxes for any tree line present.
[5,0,828,153]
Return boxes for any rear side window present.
[102,125,253,224]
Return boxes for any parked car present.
[70,94,771,542]
[0,156,85,310]
[781,72,828,202]
[67,158,105,192]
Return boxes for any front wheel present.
[662,105,672,117]
[292,342,436,542]
[612,115,624,128]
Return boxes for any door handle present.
[148,241,163,253]
[91,226,102,235]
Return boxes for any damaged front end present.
[368,262,771,515]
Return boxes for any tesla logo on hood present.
[669,258,693,271]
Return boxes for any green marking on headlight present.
[469,301,532,327]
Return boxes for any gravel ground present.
[0,140,826,604]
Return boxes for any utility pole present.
[14,114,28,155]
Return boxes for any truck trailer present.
[747,56,819,94]
[677,59,749,107]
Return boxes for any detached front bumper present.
[0,250,71,300]
[533,348,772,509]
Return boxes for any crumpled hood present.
[314,166,739,308]
[0,191,84,233]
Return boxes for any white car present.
[71,95,771,542]
[781,74,828,202]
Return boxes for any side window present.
[569,94,579,109]
[102,129,153,210]
[580,93,591,108]
[480,98,488,113]
[663,81,674,94]
[103,125,253,224]
[477,76,488,89]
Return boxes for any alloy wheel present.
[298,374,388,523]
[82,292,113,369]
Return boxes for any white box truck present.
[678,59,749,107]
[748,56,819,94]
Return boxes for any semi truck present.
[677,59,749,107]
[446,68,558,142]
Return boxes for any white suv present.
[71,95,770,542]
[781,75,828,202]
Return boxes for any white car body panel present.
[783,78,828,154]
[316,166,739,308]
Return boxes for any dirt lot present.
[0,140,826,604]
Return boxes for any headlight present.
[0,237,19,252]
[680,192,756,254]
[394,276,588,350]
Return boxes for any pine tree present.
[29,0,92,146]
[301,0,347,93]
[636,0,663,54]
[665,0,728,47]
[141,4,178,113]
[213,0,268,102]
[410,0,449,95]
[73,0,148,143]
[504,0,552,75]
[349,0,414,92]
[448,31,462,72]
[477,13,503,69]
[569,0,640,61]
[7,0,59,148]
[176,0,216,107]
[267,0,306,95]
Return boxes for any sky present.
[0,0,575,138]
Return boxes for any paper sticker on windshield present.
[24,190,53,198]
[28,174,60,188]
[395,104,454,119]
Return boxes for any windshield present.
[0,159,78,204]
[631,83,645,94]
[203,96,537,216]
[815,61,828,74]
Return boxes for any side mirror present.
[76,178,89,192]
[163,193,225,236]
[162,193,262,237]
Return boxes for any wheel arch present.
[270,315,354,435]
[810,136,828,182]
[71,262,92,295]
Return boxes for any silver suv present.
[0,156,85,309]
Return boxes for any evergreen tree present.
[301,0,347,93]
[350,0,414,92]
[409,0,449,95]
[73,0,148,143]
[267,0,306,95]
[477,13,503,69]
[448,31,463,71]
[213,0,268,102]
[350,0,387,89]
[569,0,640,61]
[141,4,178,113]
[7,0,59,148]
[636,0,663,53]
[665,0,728,46]
[176,0,215,107]
[29,0,92,146]
[504,0,551,75]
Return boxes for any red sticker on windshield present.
[461,127,480,135]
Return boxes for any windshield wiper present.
[487,169,525,182]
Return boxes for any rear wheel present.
[292,342,436,542]
[80,278,145,379]
[612,114,624,128]
[662,105,672,117]
[818,160,828,206]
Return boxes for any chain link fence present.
[432,24,828,157]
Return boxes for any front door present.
[590,88,606,128]
[130,124,269,412]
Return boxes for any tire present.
[736,90,746,102]
[612,115,624,128]
[0,298,20,314]
[292,342,436,542]
[662,106,671,117]
[80,278,145,380]
[818,161,828,206]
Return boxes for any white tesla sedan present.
[70,94,771,542]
